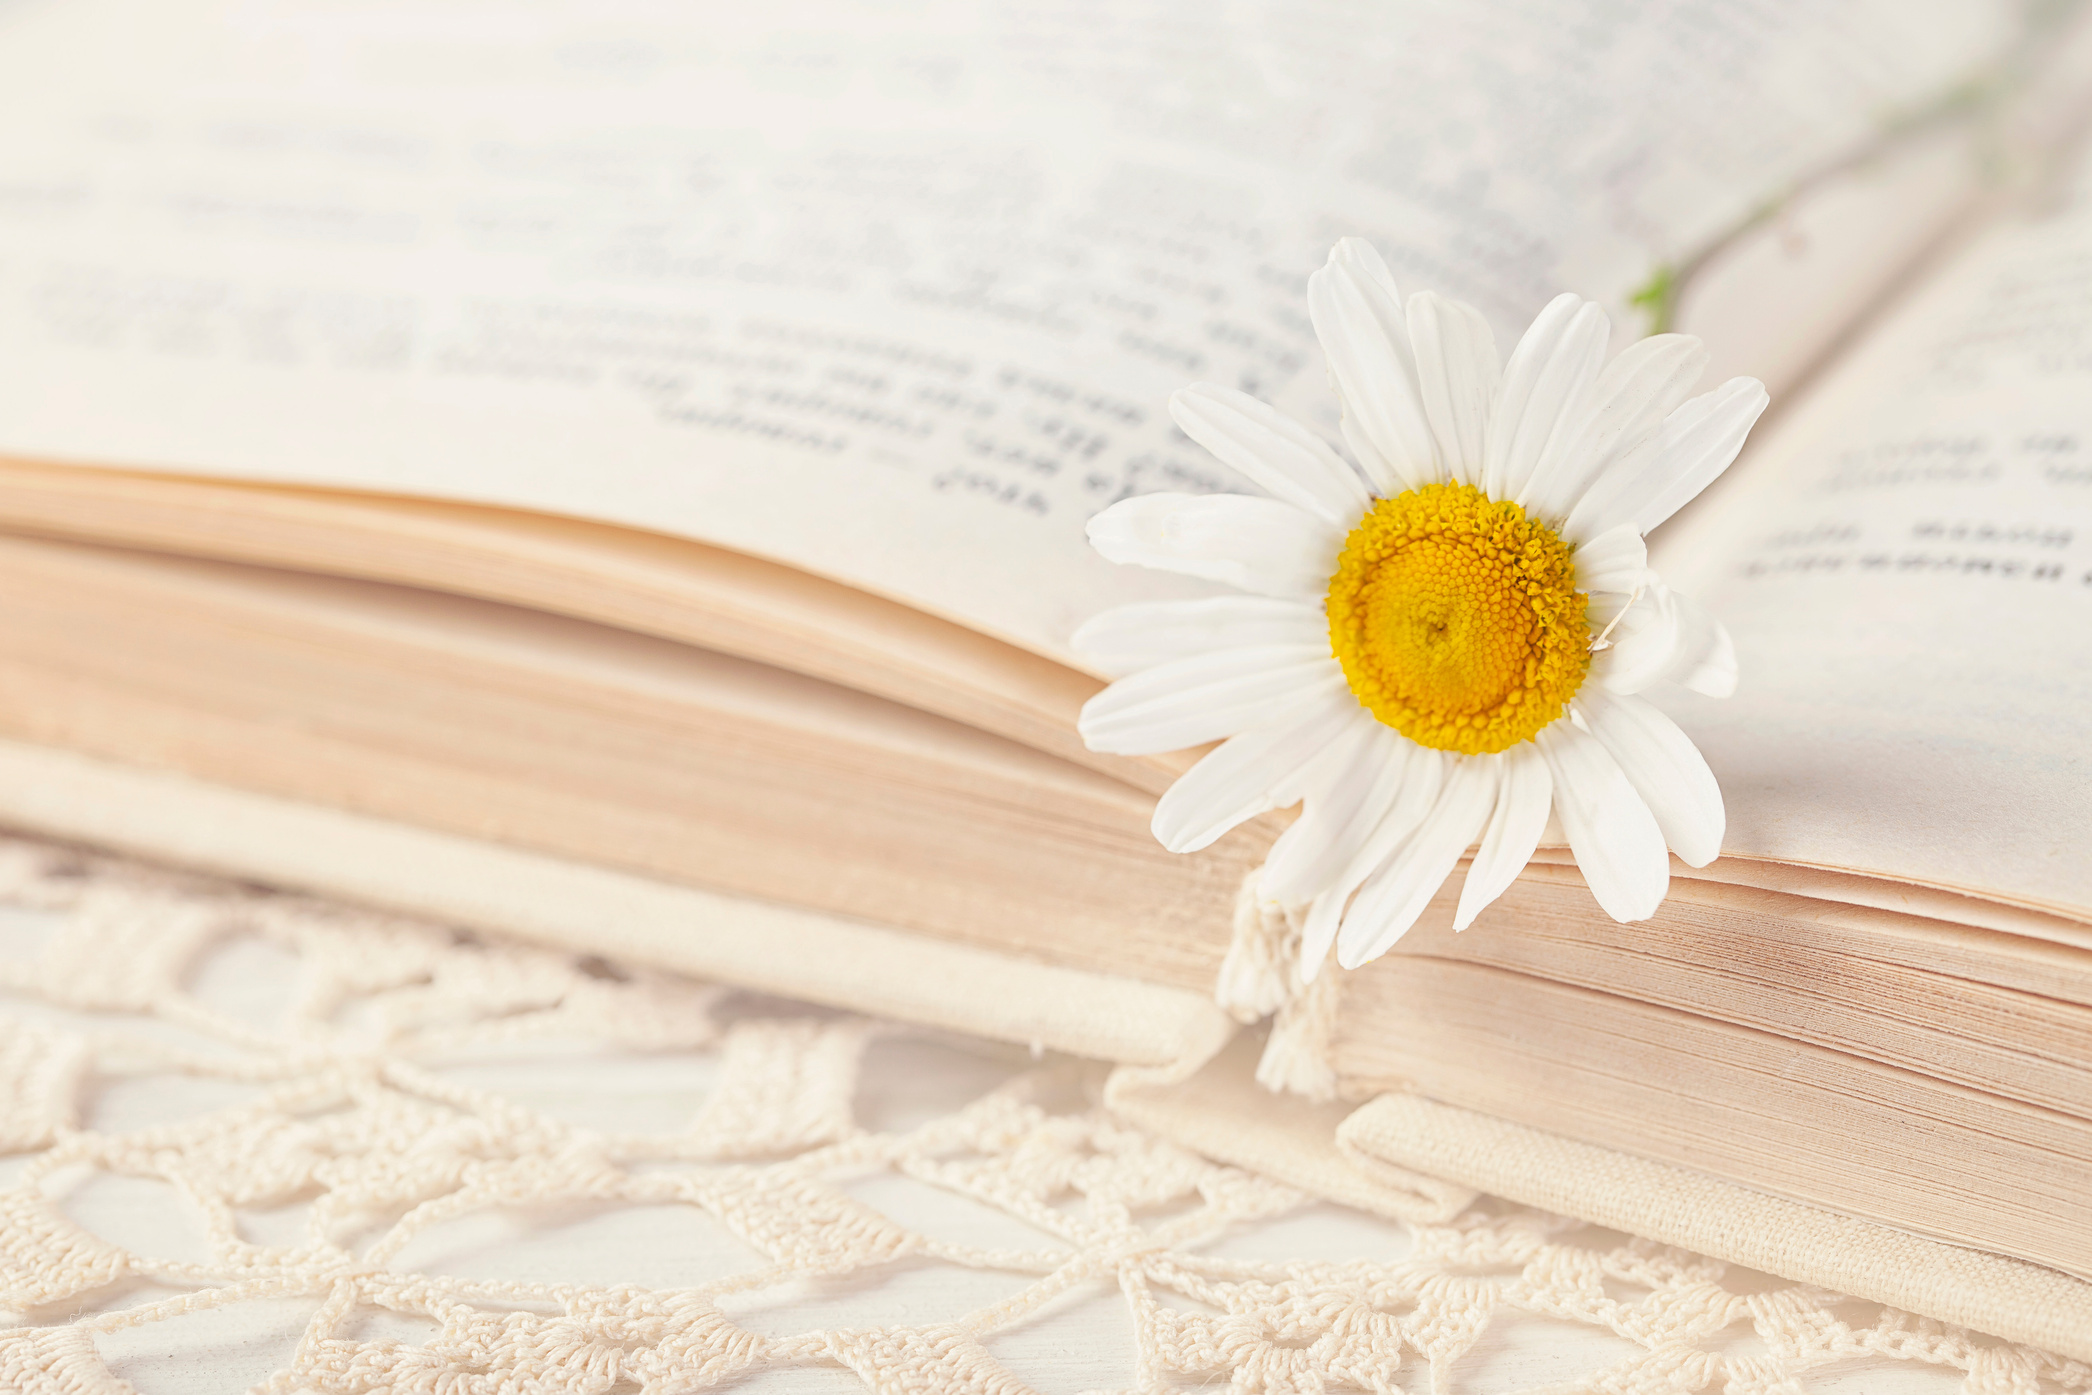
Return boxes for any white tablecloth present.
[0,836,2037,1393]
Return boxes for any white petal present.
[1151,689,1361,853]
[1485,295,1608,504]
[1265,708,1384,807]
[1583,586,1635,637]
[1658,585,1737,698]
[1298,883,1347,984]
[1087,493,1342,598]
[1338,415,1395,500]
[1572,522,1648,595]
[1073,596,1325,678]
[1563,377,1769,543]
[1521,333,1707,524]
[1079,647,1345,755]
[1308,239,1438,494]
[1170,384,1371,525]
[1575,689,1724,867]
[1297,743,1448,980]
[1681,613,1738,698]
[1590,581,1734,698]
[1591,627,1672,696]
[1407,291,1500,487]
[1535,721,1668,922]
[1322,741,1448,895]
[1262,718,1411,904]
[1335,758,1497,967]
[1590,586,1674,695]
[1453,743,1553,929]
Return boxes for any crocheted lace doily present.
[0,834,2080,1395]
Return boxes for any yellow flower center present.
[1325,482,1590,756]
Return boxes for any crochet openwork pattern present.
[0,833,2081,1394]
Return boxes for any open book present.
[2,0,2090,1356]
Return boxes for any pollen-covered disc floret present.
[1326,482,1589,755]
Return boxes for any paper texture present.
[1654,192,2092,918]
[0,0,2017,661]
[1330,955,2092,1276]
[1340,1093,2092,1363]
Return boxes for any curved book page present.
[0,0,2031,662]
[1653,177,2092,922]
[0,457,1169,790]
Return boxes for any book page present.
[1654,173,2092,919]
[0,0,2026,660]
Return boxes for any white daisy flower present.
[1076,238,1766,979]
